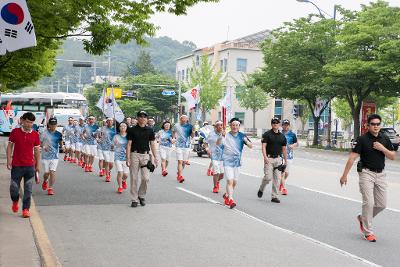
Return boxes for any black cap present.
[282,119,290,125]
[137,111,148,117]
[48,118,57,125]
[229,117,240,124]
[271,117,280,124]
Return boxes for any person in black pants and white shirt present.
[257,118,287,203]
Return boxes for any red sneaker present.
[69,158,74,163]
[207,169,212,176]
[162,170,168,177]
[177,175,184,183]
[212,186,219,193]
[72,159,77,163]
[47,188,54,195]
[67,157,71,162]
[117,187,123,194]
[82,163,86,169]
[85,166,90,172]
[22,209,30,218]
[229,199,236,209]
[105,175,111,182]
[216,182,220,191]
[281,188,288,195]
[364,234,377,242]
[279,183,283,192]
[122,180,127,189]
[42,181,48,191]
[99,169,104,177]
[210,170,214,176]
[12,201,19,213]
[89,166,93,172]
[357,215,365,233]
[223,193,230,205]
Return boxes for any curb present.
[29,198,62,267]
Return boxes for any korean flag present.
[0,0,36,55]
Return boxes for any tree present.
[297,100,312,134]
[84,84,103,118]
[254,16,338,145]
[188,55,225,120]
[128,51,156,75]
[0,0,215,90]
[324,1,400,138]
[332,99,353,136]
[236,74,269,133]
[117,99,159,118]
[121,73,178,118]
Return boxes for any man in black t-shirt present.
[126,111,158,208]
[340,114,395,242]
[257,118,287,203]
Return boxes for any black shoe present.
[271,197,280,203]
[257,190,263,198]
[138,197,146,206]
[131,201,138,208]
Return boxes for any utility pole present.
[66,76,69,93]
[57,80,60,92]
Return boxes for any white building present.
[176,30,298,134]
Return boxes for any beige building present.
[176,30,298,134]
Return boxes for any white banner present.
[0,0,37,55]
[313,98,328,117]
[96,88,125,123]
[182,85,201,111]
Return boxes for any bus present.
[0,92,87,135]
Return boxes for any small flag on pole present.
[0,0,36,55]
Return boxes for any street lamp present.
[296,0,323,17]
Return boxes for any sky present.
[150,0,400,48]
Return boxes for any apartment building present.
[176,30,298,133]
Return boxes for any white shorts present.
[224,166,240,181]
[102,150,115,163]
[64,140,71,149]
[285,159,292,173]
[98,149,104,160]
[115,160,129,174]
[84,145,97,156]
[42,159,59,173]
[212,160,224,174]
[75,142,83,152]
[176,147,190,161]
[160,146,172,161]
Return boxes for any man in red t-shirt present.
[7,112,41,218]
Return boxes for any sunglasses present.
[272,121,280,124]
[369,122,381,126]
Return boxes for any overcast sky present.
[150,0,400,48]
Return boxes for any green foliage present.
[324,1,400,137]
[332,99,353,130]
[127,51,156,75]
[121,73,178,117]
[187,55,225,116]
[117,99,159,118]
[255,16,338,144]
[84,84,103,118]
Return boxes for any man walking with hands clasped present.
[340,114,395,242]
[257,118,287,204]
[126,111,158,208]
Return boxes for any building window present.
[235,86,244,100]
[224,59,228,72]
[181,69,185,81]
[186,68,189,81]
[220,60,224,71]
[196,55,200,66]
[274,99,282,120]
[235,112,245,124]
[236,58,247,72]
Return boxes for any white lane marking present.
[176,187,381,267]
[189,159,400,214]
[300,187,400,213]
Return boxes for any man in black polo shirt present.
[257,118,287,203]
[340,114,395,242]
[126,111,158,208]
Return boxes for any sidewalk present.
[0,145,40,266]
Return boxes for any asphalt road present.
[31,147,400,267]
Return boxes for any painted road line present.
[177,187,381,267]
[189,160,400,213]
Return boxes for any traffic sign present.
[162,90,176,96]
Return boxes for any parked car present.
[380,127,399,151]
